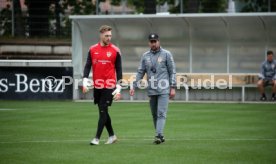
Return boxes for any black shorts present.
[262,79,274,87]
[93,88,114,106]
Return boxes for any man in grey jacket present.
[129,33,176,144]
[257,50,276,101]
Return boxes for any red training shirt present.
[83,42,122,89]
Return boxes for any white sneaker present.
[105,135,117,144]
[90,138,99,145]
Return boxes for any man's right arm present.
[130,56,146,96]
[83,51,92,78]
[259,62,265,80]
[133,55,146,89]
[82,51,92,93]
[274,60,276,80]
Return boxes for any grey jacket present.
[259,60,276,80]
[133,47,176,96]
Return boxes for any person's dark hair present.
[267,50,273,55]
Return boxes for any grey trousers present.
[149,94,169,136]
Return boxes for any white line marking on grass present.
[121,138,276,141]
[1,138,276,144]
[0,140,88,144]
[166,138,276,141]
[0,108,16,111]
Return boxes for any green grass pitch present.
[0,100,276,164]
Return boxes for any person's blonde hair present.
[99,25,112,33]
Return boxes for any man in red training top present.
[83,25,122,145]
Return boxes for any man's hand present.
[113,93,121,101]
[169,88,176,99]
[82,78,91,93]
[129,89,135,96]
[112,84,122,101]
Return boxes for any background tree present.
[25,0,51,37]
[144,0,156,13]
[116,0,226,14]
[111,0,156,14]
[56,0,101,36]
[62,0,96,15]
[0,0,24,36]
[239,0,276,12]
[126,0,144,13]
[0,1,12,36]
[272,0,276,11]
[25,0,99,37]
[168,0,200,13]
[13,0,24,36]
[200,0,227,13]
[1,0,275,37]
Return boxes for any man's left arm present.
[166,52,176,88]
[273,60,276,80]
[113,52,123,100]
[115,52,123,83]
[166,52,176,99]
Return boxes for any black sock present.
[95,105,108,139]
[105,112,114,136]
[272,93,275,97]
[262,93,266,97]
